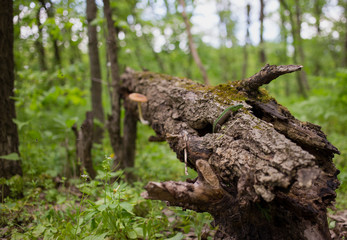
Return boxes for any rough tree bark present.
[179,0,210,85]
[0,0,23,199]
[87,0,105,143]
[122,65,340,240]
[72,112,96,179]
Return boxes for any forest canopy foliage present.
[1,0,347,239]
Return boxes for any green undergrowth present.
[1,123,213,240]
[3,66,347,239]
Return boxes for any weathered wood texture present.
[122,66,340,240]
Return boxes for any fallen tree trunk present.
[122,65,340,240]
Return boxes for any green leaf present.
[98,204,108,211]
[32,224,46,237]
[119,202,134,214]
[65,117,78,128]
[0,152,20,161]
[166,232,184,240]
[127,229,138,239]
[12,118,29,130]
[134,227,144,238]
[84,233,108,240]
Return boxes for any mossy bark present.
[122,66,339,240]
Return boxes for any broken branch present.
[239,64,303,92]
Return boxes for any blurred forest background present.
[1,0,347,239]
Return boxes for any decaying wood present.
[72,111,95,179]
[122,65,340,240]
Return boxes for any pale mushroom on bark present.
[128,93,149,125]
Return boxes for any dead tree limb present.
[122,65,339,240]
[239,64,303,92]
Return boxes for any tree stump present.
[122,65,340,240]
[72,111,96,179]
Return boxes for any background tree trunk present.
[179,0,210,85]
[216,0,234,82]
[38,0,61,68]
[242,4,251,79]
[279,0,308,97]
[122,66,339,240]
[103,0,122,169]
[294,0,310,91]
[35,7,47,71]
[341,0,347,68]
[87,0,105,143]
[279,5,290,96]
[259,0,266,64]
[103,0,137,174]
[72,112,96,179]
[0,0,23,199]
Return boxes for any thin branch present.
[239,64,303,92]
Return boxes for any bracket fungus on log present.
[122,65,340,240]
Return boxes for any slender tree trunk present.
[39,0,61,68]
[279,0,307,98]
[216,0,233,82]
[294,0,310,91]
[314,0,323,35]
[313,0,324,75]
[103,0,137,174]
[87,0,105,143]
[342,1,347,68]
[143,33,166,72]
[179,0,210,85]
[103,0,123,169]
[259,0,266,64]
[242,4,251,79]
[0,0,23,199]
[35,7,47,71]
[279,6,290,96]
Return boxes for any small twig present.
[239,64,303,92]
[183,131,188,176]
